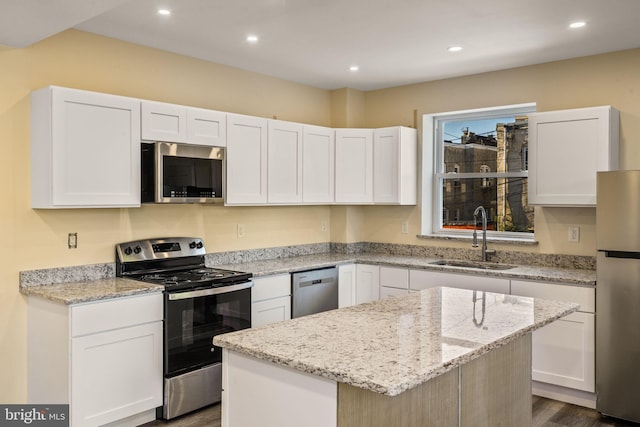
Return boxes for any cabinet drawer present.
[251,274,291,302]
[409,269,510,294]
[71,293,163,337]
[511,280,595,313]
[379,267,409,289]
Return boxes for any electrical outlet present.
[68,232,78,249]
[237,224,245,238]
[568,226,580,243]
[321,220,328,232]
[401,222,409,234]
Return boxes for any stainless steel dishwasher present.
[291,267,339,318]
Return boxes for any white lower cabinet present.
[409,269,510,294]
[355,264,380,304]
[251,274,291,328]
[338,264,356,308]
[511,280,595,394]
[28,293,163,427]
[379,266,410,299]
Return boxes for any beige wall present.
[362,49,640,255]
[0,29,334,403]
[2,27,639,402]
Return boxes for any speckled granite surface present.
[19,277,163,305]
[19,242,596,304]
[214,286,579,396]
[215,253,596,286]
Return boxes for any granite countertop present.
[20,277,164,305]
[20,250,595,305]
[215,253,596,286]
[214,286,579,396]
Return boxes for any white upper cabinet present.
[302,125,335,204]
[226,113,268,205]
[186,107,227,147]
[141,101,226,146]
[528,106,619,206]
[373,126,417,205]
[335,129,374,203]
[267,120,303,204]
[31,86,141,208]
[141,100,187,143]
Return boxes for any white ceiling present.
[2,0,640,91]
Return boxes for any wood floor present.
[143,397,638,426]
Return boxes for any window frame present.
[421,103,536,240]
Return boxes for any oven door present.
[164,281,251,377]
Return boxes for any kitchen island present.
[214,286,578,427]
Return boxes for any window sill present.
[417,233,538,246]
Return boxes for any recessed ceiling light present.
[448,46,463,52]
[569,21,586,29]
[246,35,259,43]
[349,65,359,72]
[157,9,171,16]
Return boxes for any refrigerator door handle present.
[603,250,640,259]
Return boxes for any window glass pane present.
[441,177,533,232]
[443,116,528,174]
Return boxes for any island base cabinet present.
[222,350,337,427]
[223,334,533,427]
[337,370,458,427]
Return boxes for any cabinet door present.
[373,127,417,205]
[187,107,226,146]
[226,113,268,205]
[338,264,356,308]
[141,100,187,143]
[409,269,510,294]
[252,296,291,328]
[335,129,373,204]
[531,312,595,392]
[268,120,303,204]
[355,264,380,304]
[303,125,335,204]
[71,321,163,426]
[31,87,141,208]
[528,106,619,206]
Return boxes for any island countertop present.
[214,287,579,396]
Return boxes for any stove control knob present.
[133,245,142,254]
[196,241,203,249]
[124,246,133,256]
[189,241,197,249]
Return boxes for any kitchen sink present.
[429,259,517,271]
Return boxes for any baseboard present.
[532,381,596,409]
[101,409,157,427]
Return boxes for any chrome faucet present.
[472,206,492,262]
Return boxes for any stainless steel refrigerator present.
[596,170,640,423]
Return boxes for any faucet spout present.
[473,206,489,262]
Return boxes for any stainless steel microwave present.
[141,142,225,203]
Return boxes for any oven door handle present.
[168,281,253,300]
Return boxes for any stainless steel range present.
[116,237,252,420]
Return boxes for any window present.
[422,103,535,239]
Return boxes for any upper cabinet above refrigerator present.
[528,106,619,207]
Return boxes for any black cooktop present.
[136,267,252,291]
